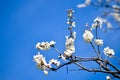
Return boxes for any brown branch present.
[73,62,118,74]
[50,55,120,78]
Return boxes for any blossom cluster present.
[83,17,103,44]
[83,17,115,57]
[94,39,103,46]
[99,18,112,29]
[77,0,91,8]
[33,9,76,75]
[33,52,50,75]
[67,9,76,28]
[59,9,76,60]
[110,5,120,22]
[92,17,103,29]
[36,41,56,50]
[104,47,115,57]
[83,30,94,43]
[63,35,76,58]
[33,52,60,75]
[77,0,120,29]
[33,9,116,79]
[34,40,60,75]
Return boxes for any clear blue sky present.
[0,0,120,80]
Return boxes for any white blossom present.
[93,17,103,28]
[36,42,50,50]
[112,5,120,8]
[112,5,120,12]
[67,21,76,27]
[103,47,115,57]
[77,0,91,8]
[106,76,111,80]
[77,4,87,8]
[65,37,75,52]
[92,23,98,29]
[65,36,74,45]
[94,17,102,23]
[64,49,74,57]
[68,13,72,17]
[72,31,76,39]
[50,41,56,46]
[67,9,74,18]
[63,36,76,58]
[94,39,103,46]
[49,59,60,67]
[59,55,66,61]
[36,41,56,50]
[67,21,70,24]
[44,70,48,75]
[107,22,112,28]
[33,52,48,69]
[36,42,41,49]
[96,18,112,29]
[72,22,76,27]
[85,0,91,5]
[100,18,107,23]
[65,36,75,50]
[110,12,120,22]
[83,30,94,43]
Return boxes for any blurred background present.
[0,0,120,80]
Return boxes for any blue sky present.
[0,0,120,80]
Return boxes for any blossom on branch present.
[77,0,120,30]
[50,41,56,46]
[110,12,120,22]
[106,22,112,29]
[106,76,111,80]
[33,9,120,79]
[77,0,91,8]
[33,52,48,67]
[112,5,120,12]
[94,39,103,46]
[71,31,76,39]
[36,41,56,50]
[59,54,66,61]
[103,47,115,57]
[83,30,94,43]
[44,70,48,75]
[71,22,76,27]
[92,17,103,29]
[63,36,75,58]
[61,9,76,59]
[64,49,74,57]
[67,21,76,28]
[67,9,74,18]
[36,42,50,50]
[65,36,75,50]
[33,52,50,75]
